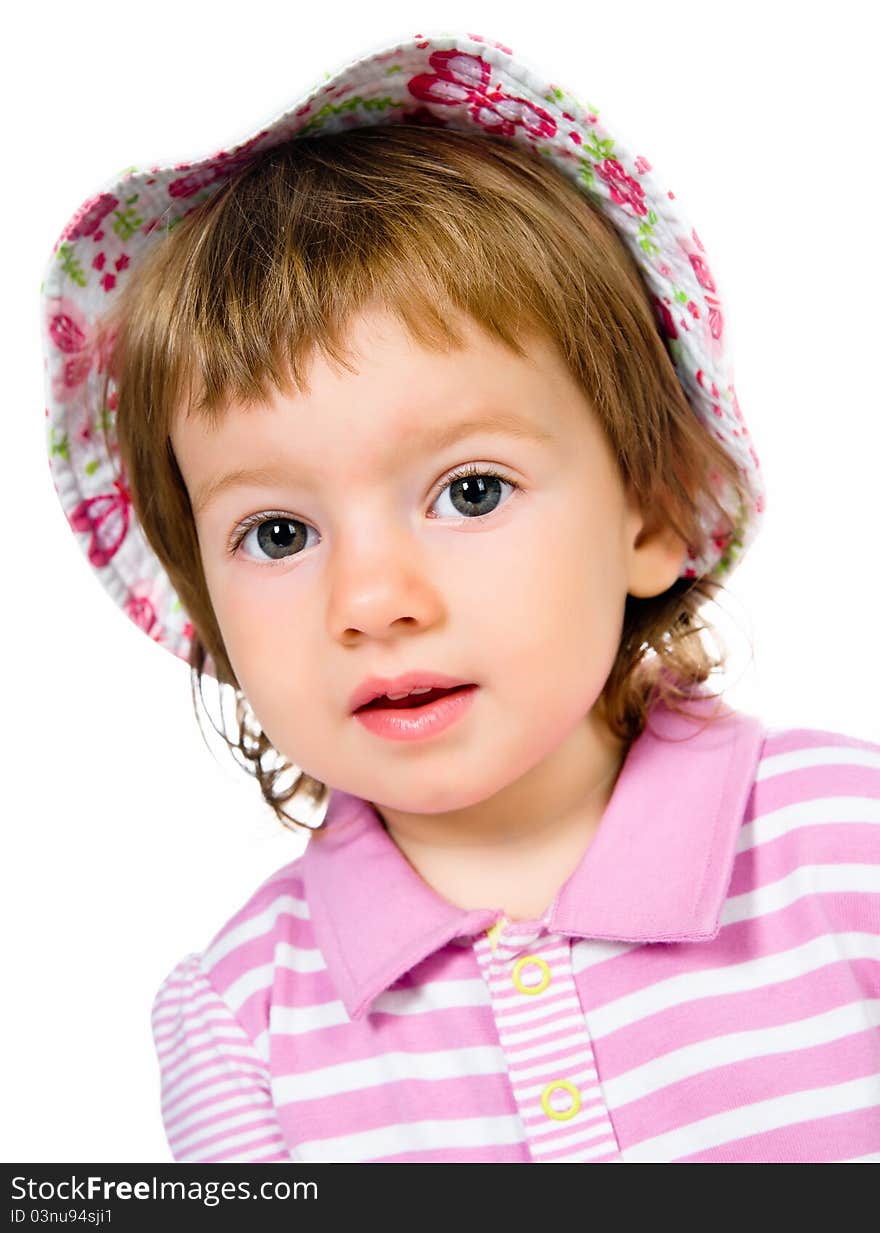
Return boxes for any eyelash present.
[226,462,521,564]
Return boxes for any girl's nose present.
[325,524,446,643]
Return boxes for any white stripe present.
[203,892,310,967]
[177,1118,286,1163]
[515,1064,598,1101]
[738,796,880,852]
[622,1075,880,1161]
[297,1113,527,1163]
[492,988,584,1032]
[172,1105,279,1155]
[502,1027,597,1067]
[603,998,880,1106]
[722,862,880,926]
[220,963,277,1012]
[156,1020,255,1070]
[162,1069,265,1119]
[497,1005,591,1047]
[151,1006,250,1055]
[161,1041,263,1090]
[163,1091,271,1139]
[272,1043,510,1104]
[544,1137,619,1162]
[756,745,880,780]
[504,1050,597,1085]
[577,932,880,1037]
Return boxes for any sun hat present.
[40,28,765,670]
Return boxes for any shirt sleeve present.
[151,952,292,1163]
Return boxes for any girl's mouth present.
[354,684,479,742]
[358,685,470,711]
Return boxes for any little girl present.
[41,30,880,1164]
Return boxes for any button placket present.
[473,920,621,1162]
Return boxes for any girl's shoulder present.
[200,851,312,975]
[756,718,880,774]
[747,717,880,846]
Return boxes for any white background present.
[3,0,878,1162]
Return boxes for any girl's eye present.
[228,466,518,564]
[231,515,318,563]
[428,464,518,520]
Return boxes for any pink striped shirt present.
[151,697,880,1162]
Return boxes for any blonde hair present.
[101,123,751,833]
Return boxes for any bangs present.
[108,124,640,435]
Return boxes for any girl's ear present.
[623,481,689,600]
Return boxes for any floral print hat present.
[41,28,765,669]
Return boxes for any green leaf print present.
[298,95,401,135]
[85,459,100,477]
[637,219,659,258]
[577,160,595,190]
[57,243,86,288]
[113,195,145,242]
[49,427,69,461]
[583,132,614,162]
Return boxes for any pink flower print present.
[51,352,93,402]
[704,294,724,341]
[167,129,271,199]
[101,273,116,293]
[125,593,160,637]
[58,192,119,244]
[634,155,652,174]
[93,252,106,271]
[652,295,678,341]
[68,476,131,568]
[47,298,95,400]
[47,298,89,355]
[594,158,648,216]
[689,252,716,292]
[692,228,705,253]
[407,51,556,140]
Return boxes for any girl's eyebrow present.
[192,409,555,515]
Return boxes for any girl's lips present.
[353,684,478,742]
[358,684,463,711]
[348,671,472,714]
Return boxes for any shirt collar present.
[300,696,765,1021]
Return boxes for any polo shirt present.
[151,696,880,1163]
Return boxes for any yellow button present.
[511,954,551,995]
[541,1080,581,1121]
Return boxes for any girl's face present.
[171,306,686,820]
